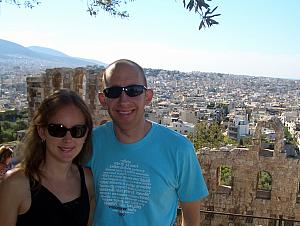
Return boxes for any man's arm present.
[180,200,201,226]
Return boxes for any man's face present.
[99,63,152,132]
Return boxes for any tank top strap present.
[76,165,87,194]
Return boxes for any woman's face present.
[38,104,88,164]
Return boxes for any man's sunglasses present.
[103,85,147,99]
[47,124,88,138]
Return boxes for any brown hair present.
[18,89,93,181]
[0,146,13,164]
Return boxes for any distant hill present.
[27,46,70,57]
[0,39,39,57]
[0,39,106,75]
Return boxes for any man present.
[89,59,208,226]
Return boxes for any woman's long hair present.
[18,89,93,181]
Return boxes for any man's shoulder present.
[152,122,191,143]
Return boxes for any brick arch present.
[253,117,284,157]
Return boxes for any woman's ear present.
[37,126,46,141]
[98,92,108,109]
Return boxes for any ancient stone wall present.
[26,67,111,126]
[198,117,300,225]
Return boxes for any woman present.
[0,145,14,181]
[0,89,95,226]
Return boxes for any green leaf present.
[187,0,194,11]
[210,6,218,14]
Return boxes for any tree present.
[284,126,294,144]
[2,0,220,30]
[188,121,225,150]
[0,125,3,143]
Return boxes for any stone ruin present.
[198,116,300,225]
[26,67,111,125]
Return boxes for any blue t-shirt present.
[90,121,208,226]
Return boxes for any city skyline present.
[0,0,299,80]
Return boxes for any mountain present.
[0,39,106,75]
[0,39,40,57]
[27,46,70,57]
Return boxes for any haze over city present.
[0,0,299,80]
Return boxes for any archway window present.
[216,165,233,194]
[256,170,272,200]
[52,72,62,90]
[259,127,276,157]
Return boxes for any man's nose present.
[119,90,130,101]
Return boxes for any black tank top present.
[16,165,90,226]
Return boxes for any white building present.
[228,115,250,141]
[168,120,194,135]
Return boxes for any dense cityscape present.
[1,66,300,149]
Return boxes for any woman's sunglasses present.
[47,124,87,138]
[103,84,147,99]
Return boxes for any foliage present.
[283,126,299,156]
[183,0,221,29]
[284,126,294,144]
[257,171,272,190]
[0,108,28,121]
[1,128,16,142]
[0,110,28,143]
[220,165,232,186]
[238,136,252,147]
[0,126,3,143]
[1,0,41,8]
[188,121,225,150]
[223,136,238,146]
[2,0,220,30]
[87,0,134,18]
[0,120,28,142]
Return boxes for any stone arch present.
[73,69,85,94]
[253,117,284,157]
[62,69,73,89]
[52,70,62,91]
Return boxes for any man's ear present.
[145,89,153,105]
[98,92,108,109]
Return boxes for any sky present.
[0,0,300,80]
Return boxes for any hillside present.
[0,39,105,75]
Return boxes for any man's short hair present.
[102,59,147,89]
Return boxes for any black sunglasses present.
[103,85,147,99]
[47,124,88,138]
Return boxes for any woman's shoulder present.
[0,168,29,191]
[0,168,31,218]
